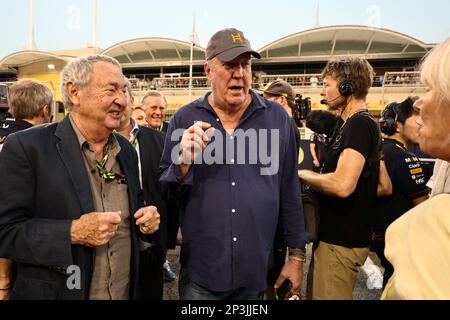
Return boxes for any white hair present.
[60,55,122,110]
[420,37,450,105]
[141,90,168,108]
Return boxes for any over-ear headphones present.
[379,102,400,135]
[338,60,356,97]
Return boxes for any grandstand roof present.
[257,25,433,63]
[101,38,206,68]
[0,50,72,69]
[49,47,102,57]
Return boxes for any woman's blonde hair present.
[420,37,450,105]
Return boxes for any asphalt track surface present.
[163,244,383,300]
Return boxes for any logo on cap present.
[206,28,261,62]
[231,33,244,44]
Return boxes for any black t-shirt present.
[310,133,327,165]
[319,111,381,248]
[372,138,430,232]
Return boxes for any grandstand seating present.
[0,26,433,119]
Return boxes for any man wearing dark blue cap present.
[159,28,308,300]
[263,79,301,152]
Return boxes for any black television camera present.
[0,84,8,110]
[292,93,311,127]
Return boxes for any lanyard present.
[96,153,117,181]
[95,145,126,183]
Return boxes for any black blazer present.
[137,126,179,255]
[0,116,144,300]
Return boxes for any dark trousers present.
[371,232,393,289]
[179,271,264,300]
[139,247,164,300]
[267,221,286,286]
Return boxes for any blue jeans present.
[179,272,264,300]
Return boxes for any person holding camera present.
[262,79,301,152]
[305,110,344,174]
[298,57,382,300]
[261,79,302,299]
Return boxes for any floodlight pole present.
[188,13,199,102]
[189,41,194,102]
[92,0,97,48]
[29,0,33,50]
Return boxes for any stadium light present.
[188,13,198,102]
[92,0,97,48]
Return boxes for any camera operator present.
[298,58,382,300]
[262,79,301,152]
[306,110,343,173]
[261,79,302,299]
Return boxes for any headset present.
[338,60,356,97]
[320,59,356,105]
[379,102,400,135]
[321,60,358,145]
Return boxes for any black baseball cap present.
[206,28,261,62]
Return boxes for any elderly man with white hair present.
[0,55,160,300]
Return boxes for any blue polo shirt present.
[159,91,307,292]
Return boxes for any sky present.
[0,0,449,59]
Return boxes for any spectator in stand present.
[310,75,319,88]
[300,77,306,87]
